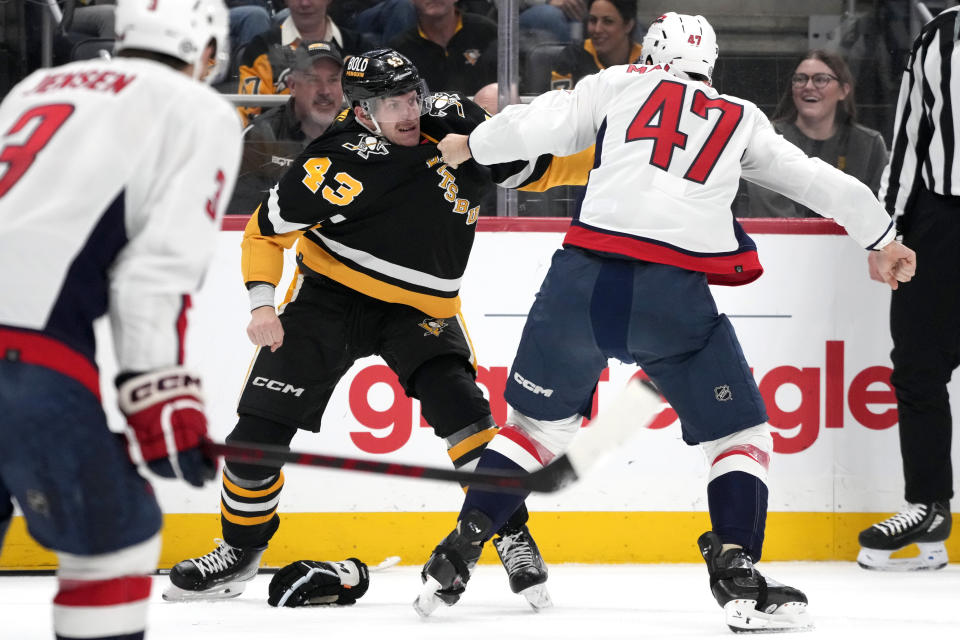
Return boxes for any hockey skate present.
[413,509,491,617]
[698,531,812,633]
[163,539,266,601]
[857,502,951,571]
[493,522,552,610]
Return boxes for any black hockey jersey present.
[242,93,496,319]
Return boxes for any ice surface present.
[1,562,958,639]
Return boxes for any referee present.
[858,5,958,569]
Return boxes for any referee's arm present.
[879,10,959,225]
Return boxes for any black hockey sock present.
[707,470,768,561]
[459,448,530,539]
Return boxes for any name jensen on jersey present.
[30,70,137,94]
[426,155,480,224]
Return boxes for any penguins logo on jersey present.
[419,318,448,337]
[276,66,293,94]
[342,134,390,159]
[429,92,465,119]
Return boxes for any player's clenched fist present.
[438,133,472,169]
[247,305,284,352]
[869,240,917,290]
[117,367,217,487]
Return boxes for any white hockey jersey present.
[471,63,896,285]
[0,57,242,395]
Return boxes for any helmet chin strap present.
[358,103,384,136]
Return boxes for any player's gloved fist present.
[268,558,370,607]
[117,367,217,487]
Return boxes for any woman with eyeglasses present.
[740,49,889,218]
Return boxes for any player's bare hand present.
[549,0,587,21]
[871,241,916,290]
[247,306,284,351]
[438,134,472,169]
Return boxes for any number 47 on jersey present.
[625,78,743,185]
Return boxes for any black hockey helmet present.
[342,49,429,114]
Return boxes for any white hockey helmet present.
[641,12,718,83]
[114,0,230,82]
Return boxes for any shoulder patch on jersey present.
[342,134,390,158]
[428,92,465,118]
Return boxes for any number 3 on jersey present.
[302,157,364,205]
[625,79,742,184]
[0,103,75,198]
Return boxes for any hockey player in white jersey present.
[0,1,241,639]
[425,12,917,633]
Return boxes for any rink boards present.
[2,218,958,569]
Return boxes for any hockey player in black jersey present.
[164,49,550,610]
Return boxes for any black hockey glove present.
[267,558,370,607]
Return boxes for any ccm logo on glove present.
[117,366,217,487]
[125,371,202,404]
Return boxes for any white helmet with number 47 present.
[641,12,718,84]
[114,0,230,83]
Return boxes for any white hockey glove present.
[117,367,217,488]
[268,559,370,607]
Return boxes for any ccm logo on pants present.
[514,372,553,397]
[252,377,304,397]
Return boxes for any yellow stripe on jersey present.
[454,312,478,370]
[298,241,462,319]
[241,206,304,287]
[519,146,594,192]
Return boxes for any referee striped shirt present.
[880,6,960,222]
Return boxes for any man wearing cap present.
[237,0,373,125]
[229,40,345,215]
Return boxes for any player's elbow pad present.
[117,367,217,488]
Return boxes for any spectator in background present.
[48,0,116,65]
[389,0,497,96]
[520,0,587,45]
[237,0,372,124]
[739,50,889,218]
[228,2,274,79]
[537,0,641,92]
[228,41,344,215]
[350,0,419,46]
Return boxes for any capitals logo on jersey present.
[428,92,465,119]
[342,134,390,159]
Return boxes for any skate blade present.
[724,599,813,633]
[162,582,247,602]
[857,543,948,571]
[413,577,445,618]
[520,583,553,611]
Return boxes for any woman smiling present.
[545,0,642,90]
[742,50,889,218]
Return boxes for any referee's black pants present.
[890,187,960,504]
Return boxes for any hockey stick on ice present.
[204,378,661,494]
